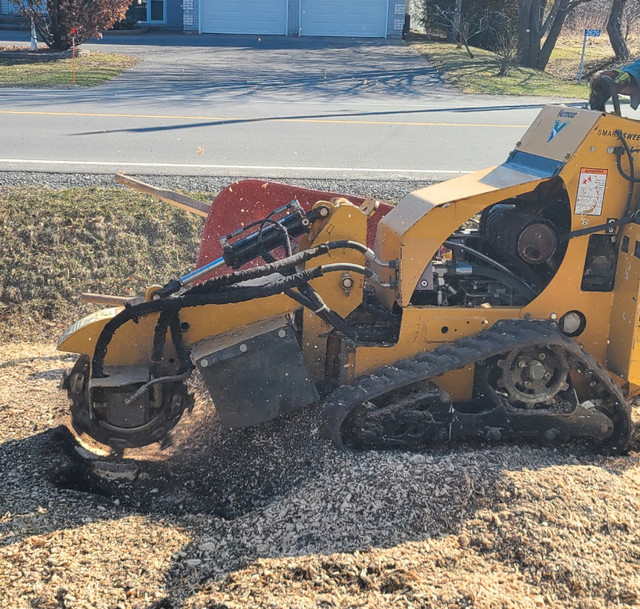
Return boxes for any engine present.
[412,182,571,308]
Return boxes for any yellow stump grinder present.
[59,105,640,456]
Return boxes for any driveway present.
[0,29,452,103]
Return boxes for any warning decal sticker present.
[575,168,607,216]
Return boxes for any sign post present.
[578,28,601,83]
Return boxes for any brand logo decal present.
[548,120,568,142]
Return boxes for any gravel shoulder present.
[1,174,640,609]
[0,172,430,201]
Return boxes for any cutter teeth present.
[160,431,174,450]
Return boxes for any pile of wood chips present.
[1,341,639,609]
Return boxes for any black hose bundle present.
[185,240,372,295]
[92,266,325,379]
[91,240,374,380]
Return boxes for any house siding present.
[0,0,17,15]
[287,0,298,36]
[180,0,406,38]
[167,0,184,29]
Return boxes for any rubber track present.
[323,319,632,453]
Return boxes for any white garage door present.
[300,0,388,37]
[201,0,287,35]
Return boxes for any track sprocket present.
[323,320,632,453]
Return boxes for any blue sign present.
[585,29,601,37]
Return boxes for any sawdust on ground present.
[1,340,640,609]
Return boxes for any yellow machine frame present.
[58,106,640,406]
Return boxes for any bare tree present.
[495,27,519,75]
[571,0,640,39]
[517,0,594,70]
[622,0,640,39]
[564,0,608,32]
[451,0,463,41]
[434,3,490,58]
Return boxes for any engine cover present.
[191,316,319,428]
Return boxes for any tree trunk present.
[536,0,570,70]
[517,0,543,67]
[517,0,531,65]
[607,0,629,60]
[518,0,595,70]
[452,0,462,43]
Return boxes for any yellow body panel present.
[608,223,640,384]
[300,200,367,378]
[58,295,299,367]
[357,106,640,398]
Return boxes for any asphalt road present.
[0,31,586,180]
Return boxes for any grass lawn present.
[410,36,639,98]
[0,186,209,340]
[546,36,639,80]
[411,39,589,98]
[0,51,138,87]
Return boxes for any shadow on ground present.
[2,395,636,609]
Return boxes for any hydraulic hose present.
[615,130,640,185]
[149,309,176,378]
[295,283,358,340]
[120,310,194,408]
[92,261,372,379]
[614,130,638,241]
[92,266,324,379]
[257,217,294,263]
[443,240,538,299]
[184,240,373,295]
